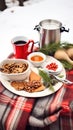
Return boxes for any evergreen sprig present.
[39,42,73,56]
[60,60,73,70]
[39,69,51,82]
[39,69,55,91]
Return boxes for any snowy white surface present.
[0,0,73,61]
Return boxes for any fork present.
[48,72,73,85]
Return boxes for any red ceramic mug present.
[11,36,34,59]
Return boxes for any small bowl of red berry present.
[43,60,63,75]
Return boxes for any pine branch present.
[39,42,73,56]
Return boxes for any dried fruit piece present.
[46,62,58,71]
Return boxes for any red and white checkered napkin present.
[29,86,66,127]
[0,82,35,130]
[29,70,73,130]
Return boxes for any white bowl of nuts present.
[0,59,31,81]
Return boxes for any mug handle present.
[27,40,34,52]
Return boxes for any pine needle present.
[39,69,51,82]
[39,42,73,56]
[60,60,73,70]
[49,84,55,91]
[39,69,55,92]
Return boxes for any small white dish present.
[43,59,63,75]
[27,52,46,67]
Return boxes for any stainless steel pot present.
[34,19,69,48]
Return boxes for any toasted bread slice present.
[29,71,45,92]
[29,71,41,81]
[33,84,45,92]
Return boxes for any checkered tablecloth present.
[0,69,73,130]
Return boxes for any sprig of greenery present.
[49,84,55,91]
[39,69,51,82]
[39,69,55,91]
[39,42,73,56]
[39,43,61,55]
[61,42,73,49]
[60,60,73,70]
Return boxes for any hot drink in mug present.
[12,36,34,59]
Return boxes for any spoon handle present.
[62,79,73,85]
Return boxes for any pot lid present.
[39,19,62,30]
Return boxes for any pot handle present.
[60,26,69,32]
[34,25,40,31]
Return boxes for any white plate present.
[0,56,66,97]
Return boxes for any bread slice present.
[29,71,45,92]
[29,71,41,81]
[33,84,45,92]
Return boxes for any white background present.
[0,0,73,62]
